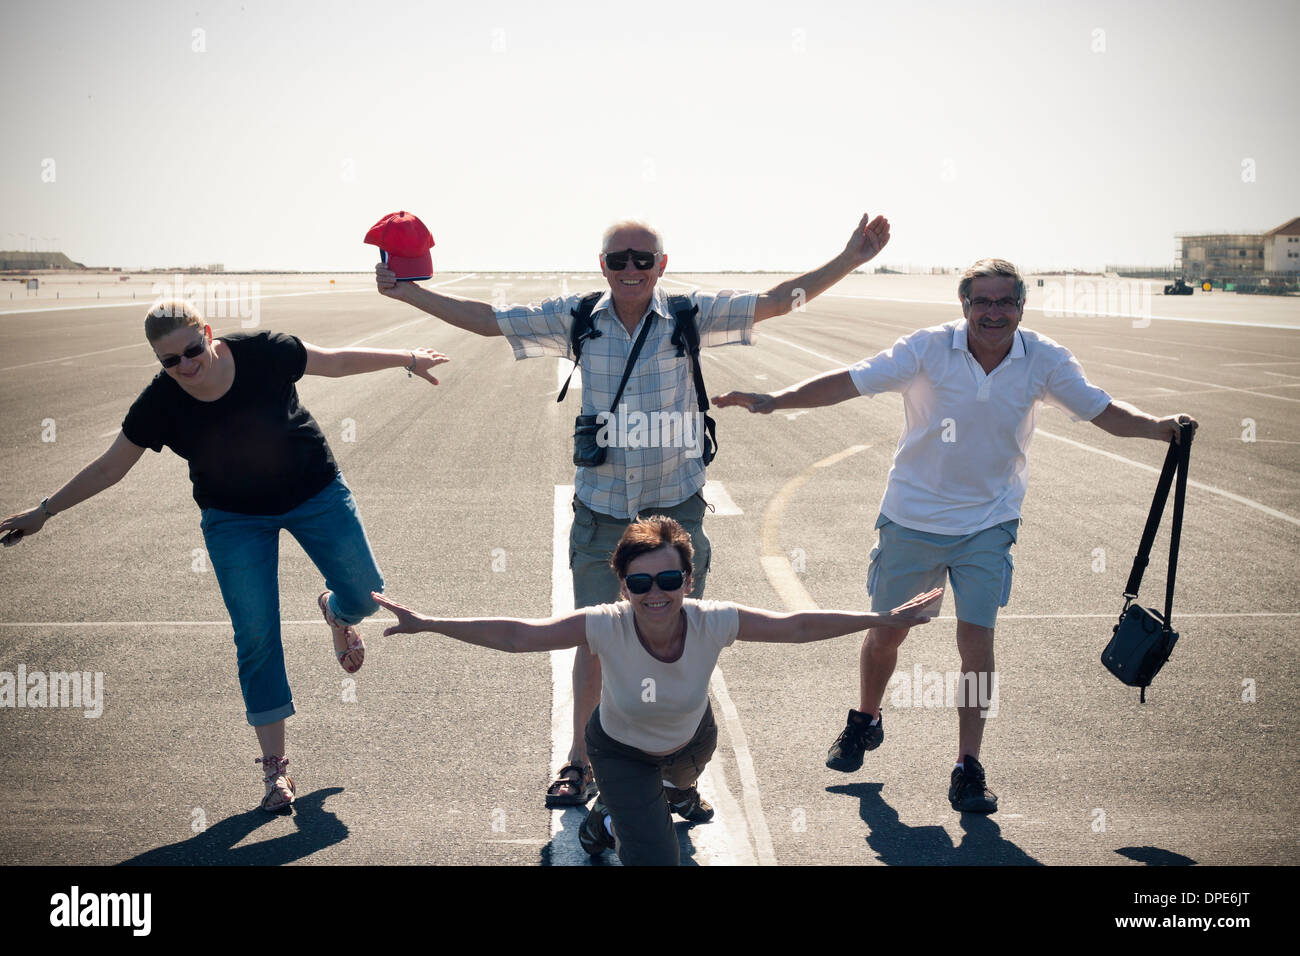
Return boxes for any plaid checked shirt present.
[496,284,758,518]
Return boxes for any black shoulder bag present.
[1101,422,1195,702]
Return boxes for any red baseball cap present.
[365,211,434,281]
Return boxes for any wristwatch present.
[39,496,56,518]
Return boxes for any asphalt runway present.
[0,272,1296,867]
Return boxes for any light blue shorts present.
[867,514,1018,629]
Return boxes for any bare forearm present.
[759,251,856,320]
[325,348,414,377]
[1092,400,1163,439]
[419,617,530,652]
[46,460,124,516]
[397,285,499,336]
[787,610,883,643]
[770,369,858,410]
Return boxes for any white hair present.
[601,219,663,254]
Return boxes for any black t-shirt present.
[122,331,338,515]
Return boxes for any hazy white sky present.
[2,0,1297,272]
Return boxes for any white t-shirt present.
[848,319,1112,535]
[584,599,741,753]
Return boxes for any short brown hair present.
[144,299,204,342]
[958,258,1026,304]
[609,516,694,579]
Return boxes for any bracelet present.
[40,496,56,518]
[406,351,416,378]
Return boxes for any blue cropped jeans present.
[199,475,384,726]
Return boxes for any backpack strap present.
[667,294,718,465]
[557,291,603,403]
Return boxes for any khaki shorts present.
[569,491,711,608]
[867,514,1018,629]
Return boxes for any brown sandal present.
[319,590,365,674]
[545,762,596,808]
[256,754,295,813]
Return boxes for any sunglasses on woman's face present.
[624,569,685,595]
[158,339,206,369]
[602,248,658,271]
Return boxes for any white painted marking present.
[815,444,870,468]
[1094,361,1300,405]
[97,429,119,438]
[784,410,810,421]
[1223,361,1300,367]
[1035,428,1300,526]
[702,479,743,515]
[763,333,852,367]
[1096,346,1180,361]
[548,485,588,866]
[707,667,776,866]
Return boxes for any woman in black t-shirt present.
[0,300,448,813]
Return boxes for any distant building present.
[1176,216,1299,277]
[1263,217,1300,274]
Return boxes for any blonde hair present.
[144,300,204,342]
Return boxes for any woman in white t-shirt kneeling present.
[372,517,940,866]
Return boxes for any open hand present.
[0,507,45,548]
[877,587,943,628]
[371,591,431,635]
[713,391,777,414]
[843,213,891,267]
[409,348,450,385]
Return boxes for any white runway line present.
[1094,361,1300,405]
[547,484,769,866]
[1223,361,1300,367]
[1096,346,1180,361]
[702,480,743,515]
[1035,428,1300,527]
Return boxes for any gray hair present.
[601,219,663,254]
[958,258,1026,304]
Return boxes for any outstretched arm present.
[372,592,588,652]
[375,263,502,337]
[1,431,146,545]
[303,343,450,385]
[736,589,942,643]
[753,213,890,322]
[1091,402,1197,443]
[713,368,859,415]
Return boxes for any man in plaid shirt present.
[376,215,891,808]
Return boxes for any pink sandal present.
[319,590,365,674]
[256,754,295,813]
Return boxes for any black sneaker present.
[664,785,714,823]
[578,798,615,855]
[826,709,883,772]
[948,754,998,813]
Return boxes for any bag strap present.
[557,292,603,403]
[607,312,656,414]
[667,294,718,465]
[1123,423,1195,629]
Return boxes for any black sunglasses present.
[158,339,207,369]
[624,569,686,594]
[602,248,658,271]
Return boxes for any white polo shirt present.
[848,319,1112,535]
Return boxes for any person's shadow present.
[1115,846,1197,866]
[828,782,1042,865]
[116,788,349,866]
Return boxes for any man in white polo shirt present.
[715,258,1196,813]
